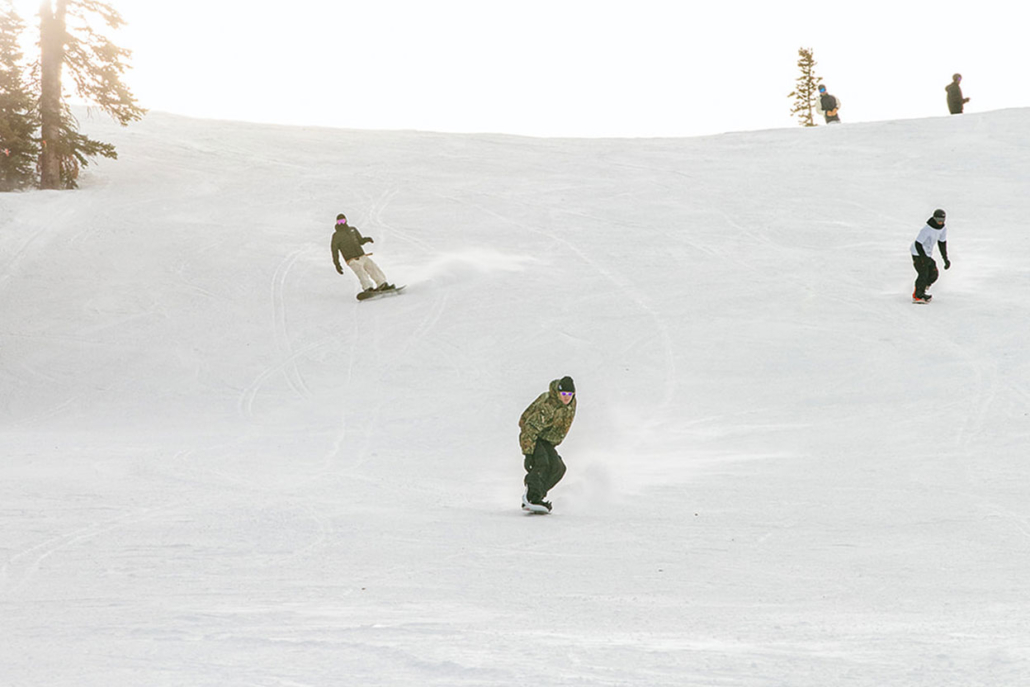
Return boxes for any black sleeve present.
[938,240,948,262]
[914,241,927,258]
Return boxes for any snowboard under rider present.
[331,213,394,294]
[519,376,577,512]
[815,84,842,124]
[946,74,970,115]
[910,209,951,303]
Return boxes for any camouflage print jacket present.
[518,379,577,454]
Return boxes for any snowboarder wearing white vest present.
[910,209,951,303]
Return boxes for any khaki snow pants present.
[347,255,387,290]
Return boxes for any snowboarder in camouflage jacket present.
[520,376,576,511]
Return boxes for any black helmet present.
[933,209,946,220]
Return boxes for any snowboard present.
[357,285,406,301]
[521,488,551,514]
[522,502,550,514]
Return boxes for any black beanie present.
[558,376,575,393]
[336,213,346,221]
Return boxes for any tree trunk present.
[39,0,67,189]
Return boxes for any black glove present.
[367,237,375,244]
[944,259,951,270]
[336,265,344,274]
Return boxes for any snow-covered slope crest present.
[2,109,1029,686]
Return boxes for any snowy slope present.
[2,109,1029,686]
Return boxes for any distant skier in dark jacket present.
[910,209,951,303]
[331,213,393,294]
[946,74,969,115]
[519,376,576,512]
[815,84,841,124]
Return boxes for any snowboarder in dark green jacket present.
[946,74,969,115]
[331,213,393,294]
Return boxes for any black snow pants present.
[524,440,566,502]
[912,256,939,297]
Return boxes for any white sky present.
[14,0,1030,137]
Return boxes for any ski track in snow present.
[270,247,315,400]
[462,195,681,411]
[1,501,184,597]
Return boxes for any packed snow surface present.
[2,110,1029,686]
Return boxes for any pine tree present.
[0,1,39,191]
[38,0,145,189]
[788,47,822,128]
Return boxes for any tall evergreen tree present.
[0,1,39,191]
[788,47,822,128]
[38,0,145,189]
